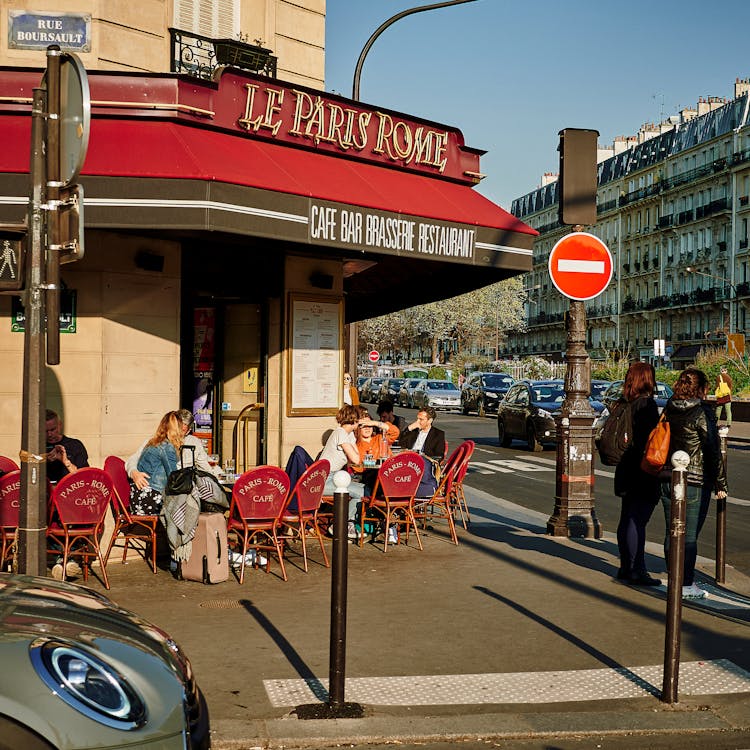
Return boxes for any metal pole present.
[45,45,61,365]
[662,450,689,704]
[716,426,729,584]
[17,87,48,576]
[328,478,350,709]
[352,0,476,101]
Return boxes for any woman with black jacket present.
[661,368,728,599]
[614,362,661,586]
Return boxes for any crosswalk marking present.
[264,659,750,707]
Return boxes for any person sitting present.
[399,406,445,459]
[352,417,397,483]
[126,408,216,490]
[320,405,367,539]
[398,406,445,499]
[376,400,406,441]
[45,409,89,483]
[131,411,183,516]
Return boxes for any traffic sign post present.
[17,46,90,577]
[368,350,379,363]
[547,231,606,540]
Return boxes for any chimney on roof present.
[736,77,750,98]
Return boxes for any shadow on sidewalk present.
[239,598,327,701]
[474,585,661,697]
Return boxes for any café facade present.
[0,64,535,468]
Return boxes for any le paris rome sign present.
[548,232,613,301]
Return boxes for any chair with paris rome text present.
[358,451,424,552]
[103,455,161,574]
[227,465,291,583]
[47,468,114,589]
[279,458,330,573]
[0,470,21,571]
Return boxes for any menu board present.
[287,295,342,415]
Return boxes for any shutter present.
[173,0,238,37]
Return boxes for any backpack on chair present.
[598,399,633,466]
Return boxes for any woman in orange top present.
[352,418,399,472]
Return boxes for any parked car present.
[594,379,674,442]
[590,379,612,401]
[411,379,462,411]
[461,372,515,417]
[359,377,385,403]
[496,381,568,451]
[397,378,424,407]
[528,379,607,416]
[377,377,406,403]
[0,573,209,750]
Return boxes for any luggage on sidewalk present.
[180,512,229,584]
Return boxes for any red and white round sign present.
[368,350,380,363]
[548,232,613,301]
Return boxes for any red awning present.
[1,116,535,237]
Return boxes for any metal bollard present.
[328,470,351,710]
[296,470,362,720]
[716,426,729,584]
[662,450,689,704]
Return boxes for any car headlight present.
[30,639,147,730]
[537,408,553,419]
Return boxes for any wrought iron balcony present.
[169,28,277,81]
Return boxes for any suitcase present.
[180,512,229,584]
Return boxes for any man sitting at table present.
[376,400,406,442]
[45,409,89,483]
[398,406,445,498]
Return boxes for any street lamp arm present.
[352,0,477,101]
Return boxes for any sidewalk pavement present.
[94,485,750,749]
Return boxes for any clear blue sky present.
[325,0,750,211]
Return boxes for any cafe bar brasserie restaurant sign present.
[8,11,91,52]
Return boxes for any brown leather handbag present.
[640,413,671,475]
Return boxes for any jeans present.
[660,480,712,586]
[715,401,732,425]
[324,473,365,520]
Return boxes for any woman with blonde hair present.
[131,411,183,515]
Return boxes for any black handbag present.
[165,445,196,496]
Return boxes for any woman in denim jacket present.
[131,411,182,514]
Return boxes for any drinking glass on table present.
[207,453,219,468]
[224,458,235,478]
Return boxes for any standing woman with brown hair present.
[660,368,727,599]
[614,361,662,586]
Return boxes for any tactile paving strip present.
[264,659,750,706]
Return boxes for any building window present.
[174,0,239,37]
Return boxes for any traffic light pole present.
[17,86,49,576]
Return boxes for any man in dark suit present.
[398,406,446,460]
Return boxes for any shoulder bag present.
[640,413,670,476]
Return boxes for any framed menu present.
[287,294,343,415]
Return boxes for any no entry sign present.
[368,350,380,363]
[548,232,613,301]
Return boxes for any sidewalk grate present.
[199,599,245,609]
[264,659,750,706]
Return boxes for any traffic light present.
[558,128,599,227]
[0,222,27,292]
